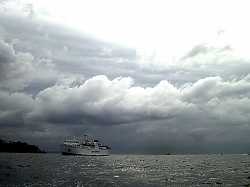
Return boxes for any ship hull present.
[61,145,109,156]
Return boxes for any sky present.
[0,0,250,153]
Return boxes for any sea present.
[0,153,249,187]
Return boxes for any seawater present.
[0,153,249,186]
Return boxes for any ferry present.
[61,135,111,156]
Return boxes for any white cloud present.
[3,0,250,63]
[1,2,250,152]
[24,75,250,127]
[182,76,250,103]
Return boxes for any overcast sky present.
[0,0,250,153]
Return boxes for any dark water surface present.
[0,153,250,186]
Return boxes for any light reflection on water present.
[0,153,250,186]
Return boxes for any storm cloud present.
[1,2,250,153]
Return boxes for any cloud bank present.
[0,4,250,153]
[1,73,250,153]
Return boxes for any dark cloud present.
[0,39,15,63]
[1,8,250,153]
[1,73,250,153]
[0,38,59,92]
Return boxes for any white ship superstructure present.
[61,135,111,156]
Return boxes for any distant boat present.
[61,135,111,156]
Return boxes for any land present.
[0,139,45,153]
